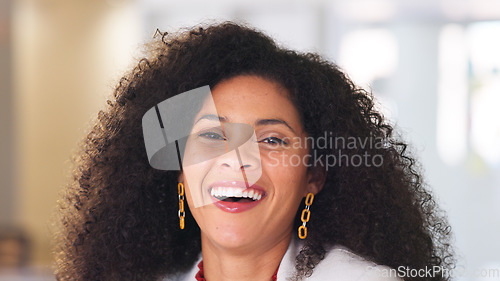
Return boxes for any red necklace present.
[195,260,279,281]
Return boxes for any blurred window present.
[338,28,399,121]
[437,21,500,167]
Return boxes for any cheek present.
[183,161,210,185]
[261,149,309,194]
[182,159,214,209]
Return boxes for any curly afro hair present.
[54,22,454,281]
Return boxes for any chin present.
[205,222,259,249]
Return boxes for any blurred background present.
[1,0,499,280]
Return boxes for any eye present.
[199,131,226,141]
[259,137,287,146]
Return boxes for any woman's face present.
[181,75,323,251]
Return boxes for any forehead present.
[212,75,289,101]
[209,75,302,125]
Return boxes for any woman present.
[54,22,454,280]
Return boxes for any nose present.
[215,145,261,173]
[213,122,261,173]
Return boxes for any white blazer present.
[164,237,402,281]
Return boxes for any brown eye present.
[260,137,287,145]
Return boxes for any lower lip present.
[210,195,264,213]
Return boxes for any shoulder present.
[307,245,402,281]
[161,255,202,281]
[277,238,402,281]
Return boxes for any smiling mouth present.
[209,186,265,203]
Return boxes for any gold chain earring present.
[178,183,185,229]
[298,192,314,239]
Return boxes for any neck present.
[201,232,292,281]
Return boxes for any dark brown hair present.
[54,22,454,280]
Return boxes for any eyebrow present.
[195,114,296,134]
[255,118,296,134]
[195,114,228,123]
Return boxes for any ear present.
[305,166,326,196]
[178,172,184,184]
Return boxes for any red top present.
[195,260,279,281]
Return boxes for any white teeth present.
[210,186,264,200]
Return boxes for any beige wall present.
[1,0,14,226]
[11,0,140,265]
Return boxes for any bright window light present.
[468,21,500,166]
[338,28,399,88]
[437,24,468,166]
